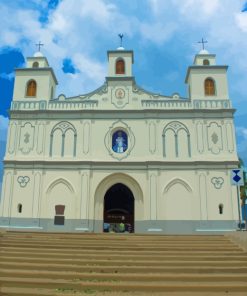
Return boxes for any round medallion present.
[115,88,125,99]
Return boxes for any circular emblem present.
[115,88,125,99]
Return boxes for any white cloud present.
[0,0,247,102]
[174,0,220,17]
[0,73,15,80]
[235,12,247,32]
[236,127,247,139]
[73,53,106,82]
[140,22,178,44]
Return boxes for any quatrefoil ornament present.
[17,176,30,188]
[211,177,224,189]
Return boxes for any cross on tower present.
[198,38,208,50]
[118,34,124,47]
[35,41,44,52]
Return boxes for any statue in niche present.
[112,130,128,153]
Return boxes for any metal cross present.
[118,34,124,47]
[35,41,44,52]
[198,38,208,50]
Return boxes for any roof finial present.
[198,38,208,50]
[118,34,124,47]
[35,41,44,52]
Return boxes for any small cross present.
[198,38,208,50]
[118,34,124,47]
[35,41,44,52]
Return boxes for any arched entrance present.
[104,183,134,233]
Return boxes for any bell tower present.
[107,47,134,79]
[185,48,229,100]
[13,50,58,102]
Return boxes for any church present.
[0,43,240,233]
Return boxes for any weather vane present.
[118,34,124,47]
[198,38,208,50]
[35,41,44,52]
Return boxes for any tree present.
[238,157,247,221]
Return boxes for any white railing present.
[11,100,98,111]
[193,100,232,109]
[141,100,192,109]
[11,99,232,111]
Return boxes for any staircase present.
[1,231,247,295]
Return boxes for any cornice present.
[9,108,236,120]
[4,160,239,170]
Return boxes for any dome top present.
[117,46,125,50]
[199,49,209,55]
[34,51,44,57]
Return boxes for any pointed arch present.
[163,178,193,194]
[162,121,191,158]
[26,80,37,97]
[204,78,215,96]
[116,58,125,74]
[51,121,76,135]
[46,178,75,195]
[50,121,77,157]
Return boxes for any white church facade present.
[0,46,240,233]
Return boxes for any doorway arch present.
[94,173,144,232]
[104,183,134,232]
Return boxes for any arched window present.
[203,59,209,65]
[219,204,223,215]
[17,204,22,213]
[26,80,37,97]
[32,61,39,68]
[116,59,125,74]
[204,78,215,96]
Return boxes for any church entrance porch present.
[103,183,134,233]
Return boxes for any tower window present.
[32,61,39,68]
[26,80,37,97]
[17,204,22,213]
[116,59,125,74]
[219,204,223,215]
[203,59,210,65]
[204,78,215,96]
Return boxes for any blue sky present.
[1,0,247,191]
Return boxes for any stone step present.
[2,250,247,261]
[3,232,228,240]
[1,276,247,292]
[1,242,241,252]
[2,287,247,296]
[1,261,247,274]
[1,255,247,267]
[2,236,236,246]
[3,238,236,249]
[1,246,245,255]
[1,269,247,282]
[0,234,234,241]
[1,232,246,295]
